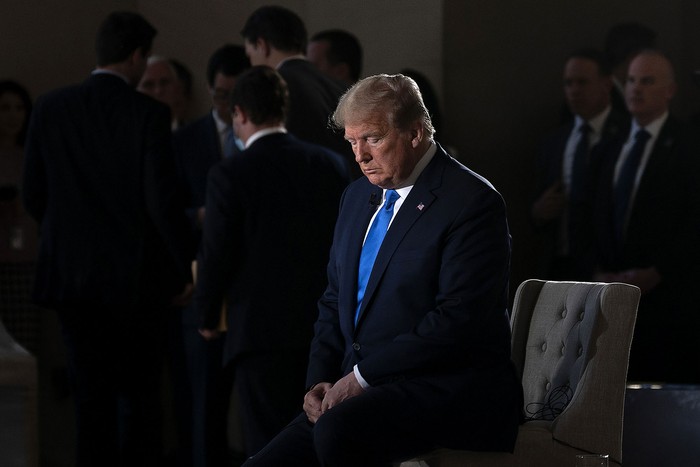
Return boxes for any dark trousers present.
[240,383,439,467]
[242,366,522,467]
[58,306,167,467]
[233,349,309,457]
[178,309,232,467]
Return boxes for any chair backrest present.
[510,280,640,463]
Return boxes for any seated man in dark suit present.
[243,74,522,467]
[531,48,628,280]
[592,50,700,383]
[195,66,350,457]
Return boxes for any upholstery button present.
[352,342,361,351]
[561,309,567,318]
[545,382,551,391]
[561,345,565,356]
[541,342,547,352]
[579,311,585,321]
[578,346,583,356]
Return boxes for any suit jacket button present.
[352,342,361,351]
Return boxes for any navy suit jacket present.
[195,132,350,365]
[532,108,628,279]
[172,112,232,239]
[307,144,521,451]
[593,116,698,276]
[277,58,358,179]
[174,113,221,208]
[593,116,700,381]
[23,73,193,310]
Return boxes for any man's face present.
[344,116,422,189]
[211,72,237,124]
[307,40,333,75]
[244,39,267,67]
[138,61,178,108]
[563,57,611,120]
[625,54,675,125]
[0,92,27,140]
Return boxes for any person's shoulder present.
[130,86,169,112]
[279,59,345,94]
[662,113,685,136]
[432,147,501,196]
[286,134,352,179]
[34,81,82,109]
[174,114,214,140]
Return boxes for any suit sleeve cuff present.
[353,364,370,389]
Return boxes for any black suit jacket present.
[307,145,521,451]
[195,132,350,365]
[593,116,697,275]
[593,116,700,381]
[532,108,629,279]
[277,58,358,179]
[172,112,229,238]
[23,73,193,310]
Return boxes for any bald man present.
[138,56,186,130]
[593,51,700,383]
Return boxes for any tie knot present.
[635,129,650,142]
[384,190,399,209]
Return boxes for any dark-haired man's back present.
[23,11,193,467]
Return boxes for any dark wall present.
[442,0,700,299]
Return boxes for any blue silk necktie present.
[569,123,591,205]
[223,127,237,158]
[355,190,400,325]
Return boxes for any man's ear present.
[410,122,425,148]
[258,38,271,58]
[131,47,147,65]
[232,105,247,123]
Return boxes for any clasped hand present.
[303,372,364,424]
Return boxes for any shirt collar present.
[395,142,437,190]
[631,111,668,140]
[576,105,611,135]
[92,68,129,84]
[276,55,307,70]
[211,108,229,134]
[245,126,287,148]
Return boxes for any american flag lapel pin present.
[416,202,425,211]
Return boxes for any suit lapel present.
[631,118,677,215]
[354,148,446,329]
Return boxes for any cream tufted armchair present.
[400,279,641,467]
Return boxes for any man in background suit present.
[307,29,363,87]
[195,66,350,457]
[138,55,188,131]
[244,74,522,467]
[174,44,249,240]
[531,48,628,280]
[593,50,700,383]
[171,44,249,467]
[241,5,359,179]
[22,11,193,467]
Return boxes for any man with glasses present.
[171,44,250,467]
